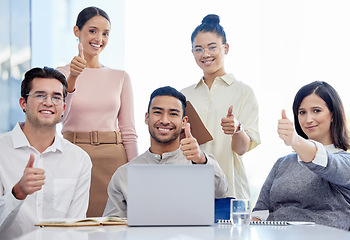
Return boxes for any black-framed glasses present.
[26,93,64,106]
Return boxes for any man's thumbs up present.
[25,153,35,169]
[12,154,46,200]
[180,122,206,164]
[184,122,193,138]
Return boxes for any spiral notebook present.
[217,220,315,225]
[250,221,315,225]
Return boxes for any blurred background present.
[1,0,349,204]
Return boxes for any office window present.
[0,0,30,133]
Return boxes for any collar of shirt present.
[324,144,343,154]
[12,122,63,154]
[146,147,183,163]
[194,73,236,89]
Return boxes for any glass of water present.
[230,199,251,226]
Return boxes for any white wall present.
[124,0,350,202]
[31,0,350,203]
[31,0,125,69]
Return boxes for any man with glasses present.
[0,67,92,239]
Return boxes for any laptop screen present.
[127,164,215,226]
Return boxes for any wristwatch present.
[234,122,243,134]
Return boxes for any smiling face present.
[192,31,228,78]
[298,93,333,145]
[145,95,187,150]
[20,78,65,130]
[74,15,110,59]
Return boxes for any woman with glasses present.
[57,6,138,217]
[252,81,350,230]
[181,14,260,199]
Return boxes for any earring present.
[22,109,26,113]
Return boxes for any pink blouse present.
[57,64,138,161]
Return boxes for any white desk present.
[13,223,350,240]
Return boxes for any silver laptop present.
[127,164,214,226]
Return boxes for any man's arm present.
[204,153,228,198]
[0,187,24,231]
[65,153,92,218]
[102,168,128,218]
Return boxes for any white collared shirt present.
[0,123,92,239]
[297,140,343,167]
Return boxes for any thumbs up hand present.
[227,106,233,117]
[221,106,241,135]
[180,123,206,164]
[78,42,84,59]
[12,154,46,200]
[70,43,87,77]
[278,109,298,146]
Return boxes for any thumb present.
[185,122,192,138]
[78,43,84,59]
[26,154,35,168]
[281,109,288,120]
[227,106,233,117]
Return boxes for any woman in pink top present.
[57,6,138,217]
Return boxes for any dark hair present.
[148,86,187,116]
[191,14,227,44]
[76,6,110,30]
[292,81,350,150]
[21,67,68,102]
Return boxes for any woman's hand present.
[278,109,316,162]
[67,43,87,93]
[70,43,87,78]
[222,106,250,155]
[278,109,298,146]
[221,106,240,135]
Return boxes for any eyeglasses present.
[192,44,225,56]
[26,93,64,106]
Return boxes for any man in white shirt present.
[0,67,92,239]
[103,86,228,217]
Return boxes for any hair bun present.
[202,14,220,25]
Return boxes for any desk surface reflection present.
[13,223,350,240]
